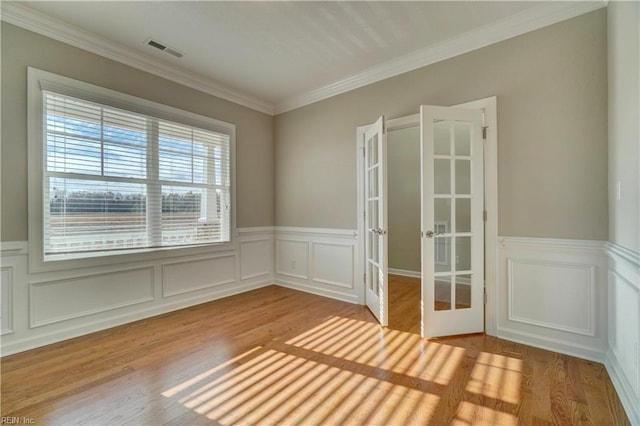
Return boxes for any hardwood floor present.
[1,284,629,425]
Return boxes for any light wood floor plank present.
[1,281,630,425]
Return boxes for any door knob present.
[424,230,434,238]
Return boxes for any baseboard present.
[497,326,606,363]
[605,350,640,425]
[388,268,421,278]
[275,278,359,305]
[1,279,273,356]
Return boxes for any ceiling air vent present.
[145,38,184,58]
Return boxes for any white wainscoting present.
[497,237,608,362]
[274,227,360,304]
[162,254,236,297]
[31,266,155,327]
[604,242,640,425]
[1,265,16,335]
[0,228,274,356]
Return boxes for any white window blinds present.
[43,91,232,257]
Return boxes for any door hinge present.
[483,210,487,222]
[483,291,487,305]
[482,126,488,140]
[363,273,366,283]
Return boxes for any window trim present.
[28,67,237,273]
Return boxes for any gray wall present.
[1,23,275,241]
[387,126,421,272]
[275,10,608,240]
[608,1,640,253]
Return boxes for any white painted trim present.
[237,226,275,236]
[0,227,274,356]
[1,2,274,115]
[606,241,640,271]
[1,267,14,335]
[310,241,355,289]
[1,279,272,356]
[1,1,603,117]
[506,258,596,336]
[29,266,156,328]
[161,253,237,298]
[388,268,421,278]
[275,238,310,280]
[501,236,606,253]
[0,241,28,257]
[275,227,359,304]
[606,350,640,426]
[239,238,273,281]
[498,326,605,363]
[498,236,609,365]
[276,278,359,305]
[275,226,357,239]
[604,242,640,424]
[274,2,605,113]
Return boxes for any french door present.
[364,116,388,325]
[420,106,484,338]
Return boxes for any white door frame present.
[356,96,498,336]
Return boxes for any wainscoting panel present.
[497,237,608,362]
[311,242,354,289]
[1,267,14,335]
[508,258,595,336]
[276,239,310,280]
[30,267,155,327]
[162,254,236,297]
[275,227,359,303]
[0,228,274,356]
[605,242,640,425]
[240,239,272,281]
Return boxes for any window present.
[29,68,235,267]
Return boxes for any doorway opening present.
[356,97,498,339]
[387,125,422,334]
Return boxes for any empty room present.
[1,1,638,424]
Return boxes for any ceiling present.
[3,1,605,114]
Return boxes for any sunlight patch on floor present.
[160,315,523,425]
[465,352,523,404]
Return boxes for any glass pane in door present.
[435,276,451,311]
[434,236,451,273]
[434,159,451,194]
[455,274,472,309]
[434,120,451,155]
[455,160,471,194]
[454,121,471,156]
[455,236,471,271]
[455,198,471,232]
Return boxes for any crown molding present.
[274,0,606,114]
[2,1,605,116]
[0,1,274,115]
